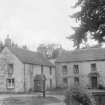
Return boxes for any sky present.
[0,0,78,51]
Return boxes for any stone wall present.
[0,47,56,93]
[56,61,105,88]
[24,64,56,92]
[1,47,24,93]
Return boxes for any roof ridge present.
[8,47,38,54]
[56,47,105,63]
[68,47,105,52]
[6,47,53,66]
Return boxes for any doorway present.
[91,76,98,89]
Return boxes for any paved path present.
[0,94,64,100]
[0,93,65,105]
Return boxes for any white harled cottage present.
[0,47,56,93]
[56,48,105,89]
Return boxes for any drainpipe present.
[24,64,26,92]
[55,62,57,88]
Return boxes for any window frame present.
[63,78,68,83]
[62,65,68,75]
[91,63,97,71]
[63,77,68,87]
[73,64,79,74]
[74,77,79,84]
[8,64,14,76]
[6,78,15,89]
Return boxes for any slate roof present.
[8,47,54,66]
[56,48,105,63]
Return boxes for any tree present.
[67,0,105,48]
[37,44,48,57]
[0,41,4,51]
[22,45,28,49]
[64,84,96,105]
[37,44,62,59]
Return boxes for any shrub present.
[98,84,105,89]
[28,88,33,93]
[64,84,96,105]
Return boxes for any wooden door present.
[91,77,97,89]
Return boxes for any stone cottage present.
[56,48,105,89]
[0,47,56,93]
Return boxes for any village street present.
[0,93,65,100]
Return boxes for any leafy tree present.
[0,41,4,51]
[68,0,105,48]
[22,45,28,49]
[37,44,49,57]
[37,43,62,59]
[64,84,96,105]
[11,42,18,48]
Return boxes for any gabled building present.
[56,48,105,89]
[0,47,56,93]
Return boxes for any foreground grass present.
[2,96,61,105]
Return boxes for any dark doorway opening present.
[91,76,98,89]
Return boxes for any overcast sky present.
[0,0,78,50]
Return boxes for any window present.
[6,78,15,89]
[74,77,79,84]
[63,78,68,83]
[73,65,79,74]
[91,77,98,89]
[91,63,96,71]
[62,65,68,75]
[8,64,14,76]
[41,65,43,74]
[63,78,68,87]
[49,67,52,75]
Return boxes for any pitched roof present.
[56,48,105,63]
[7,47,54,66]
[34,74,46,80]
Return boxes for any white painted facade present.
[24,64,56,92]
[56,61,105,88]
[0,47,56,93]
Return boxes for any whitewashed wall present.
[25,64,56,91]
[56,60,105,88]
[0,47,56,93]
[1,47,25,92]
